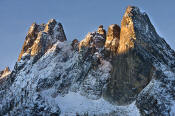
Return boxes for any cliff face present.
[0,6,175,116]
[105,6,175,115]
[104,6,155,105]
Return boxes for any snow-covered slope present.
[0,40,140,116]
[0,6,175,116]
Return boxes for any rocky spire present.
[105,24,120,55]
[79,25,106,51]
[0,67,11,78]
[117,6,137,54]
[79,32,105,51]
[18,19,67,61]
[71,39,79,51]
[44,19,57,34]
[18,23,42,61]
[97,25,106,39]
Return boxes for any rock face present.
[105,24,120,55]
[0,67,11,78]
[79,32,106,51]
[18,19,66,61]
[71,39,79,51]
[79,25,107,51]
[1,6,175,116]
[97,25,106,39]
[0,67,11,92]
[104,6,155,105]
[104,6,175,115]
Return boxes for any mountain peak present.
[18,19,66,61]
[1,6,175,116]
[97,25,106,38]
[44,19,57,34]
[104,5,175,110]
[0,67,11,78]
[79,25,107,51]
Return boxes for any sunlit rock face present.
[105,24,120,55]
[0,67,11,92]
[0,67,10,78]
[18,19,66,61]
[79,26,106,52]
[44,19,57,34]
[18,23,43,61]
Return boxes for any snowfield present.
[41,90,140,116]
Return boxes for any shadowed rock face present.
[71,39,79,51]
[18,19,66,61]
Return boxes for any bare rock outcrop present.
[105,24,120,55]
[0,67,11,78]
[97,25,106,39]
[71,39,79,51]
[18,19,66,61]
[0,67,11,89]
[79,32,105,51]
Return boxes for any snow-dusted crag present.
[0,6,175,116]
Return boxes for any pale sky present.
[0,0,175,70]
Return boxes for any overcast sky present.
[0,0,175,70]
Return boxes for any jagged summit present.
[97,25,106,39]
[79,24,120,55]
[0,67,11,78]
[0,6,175,116]
[79,25,106,51]
[18,19,66,61]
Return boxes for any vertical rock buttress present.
[103,6,155,105]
